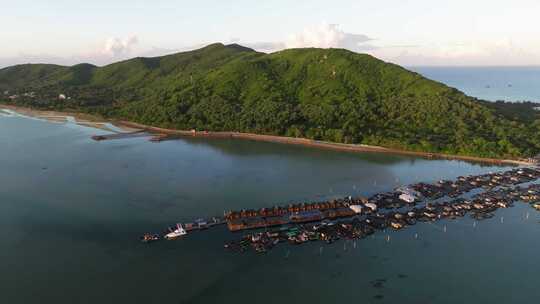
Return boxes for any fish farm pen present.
[141,166,540,254]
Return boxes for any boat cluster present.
[140,217,225,243]
[369,167,540,210]
[224,198,366,231]
[224,168,540,253]
[222,167,540,234]
[141,166,540,252]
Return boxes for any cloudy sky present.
[1,0,539,68]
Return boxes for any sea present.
[1,67,540,303]
[411,66,540,102]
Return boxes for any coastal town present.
[142,166,540,254]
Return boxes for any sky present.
[1,0,539,68]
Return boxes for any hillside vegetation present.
[2,43,540,159]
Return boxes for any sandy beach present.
[1,103,531,166]
[0,104,140,132]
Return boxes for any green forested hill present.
[2,43,540,158]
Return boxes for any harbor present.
[224,182,540,253]
[4,112,540,303]
[142,166,540,253]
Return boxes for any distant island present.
[1,43,540,159]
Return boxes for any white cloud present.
[0,35,142,68]
[101,35,139,58]
[244,23,375,53]
[245,23,540,66]
[371,39,540,66]
[137,46,180,58]
[2,29,539,69]
[285,23,373,51]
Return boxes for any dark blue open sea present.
[411,66,540,102]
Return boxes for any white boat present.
[399,193,416,203]
[349,204,363,214]
[164,224,187,239]
[364,203,378,211]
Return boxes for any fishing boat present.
[400,193,416,203]
[164,224,187,239]
[140,233,160,243]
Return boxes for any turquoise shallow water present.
[1,114,539,304]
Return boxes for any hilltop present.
[1,43,540,158]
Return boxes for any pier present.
[220,167,540,232]
[224,181,540,253]
[92,130,148,141]
[141,166,540,253]
[91,130,169,142]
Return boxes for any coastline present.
[1,103,531,166]
[117,120,529,166]
[0,104,139,132]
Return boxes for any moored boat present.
[141,233,160,243]
[164,224,187,239]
